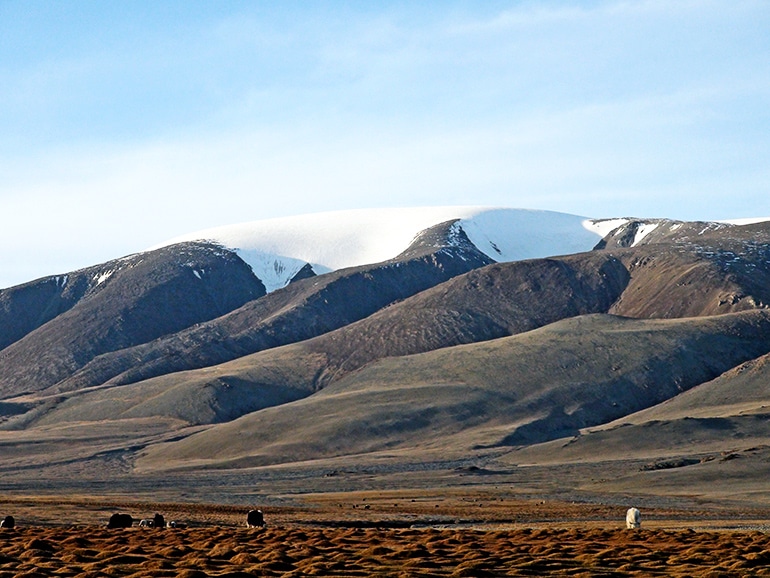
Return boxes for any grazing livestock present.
[0,515,14,529]
[246,509,265,528]
[138,514,166,528]
[167,520,188,529]
[107,513,134,528]
[626,507,641,529]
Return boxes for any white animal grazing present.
[626,507,641,529]
[167,520,188,529]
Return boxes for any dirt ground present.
[3,489,770,576]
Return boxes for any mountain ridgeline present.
[2,211,770,476]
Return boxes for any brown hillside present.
[136,311,770,471]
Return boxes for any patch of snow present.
[94,270,114,285]
[632,223,659,247]
[721,217,770,225]
[151,207,607,293]
[446,221,467,250]
[236,250,327,292]
[459,209,602,261]
[583,218,630,239]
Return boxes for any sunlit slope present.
[136,310,770,470]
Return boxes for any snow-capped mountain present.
[153,207,607,292]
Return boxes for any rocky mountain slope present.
[0,242,265,398]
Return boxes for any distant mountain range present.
[2,206,770,488]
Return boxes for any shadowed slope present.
[0,273,92,352]
[137,311,770,470]
[510,347,770,465]
[15,348,327,429]
[617,352,770,424]
[0,243,265,398]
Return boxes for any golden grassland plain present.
[3,489,770,577]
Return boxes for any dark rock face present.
[602,221,770,319]
[0,242,265,398]
[288,263,317,284]
[592,219,729,250]
[0,271,93,351]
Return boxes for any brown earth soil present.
[2,492,770,577]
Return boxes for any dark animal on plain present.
[0,515,14,529]
[246,509,265,528]
[153,513,165,529]
[107,513,134,528]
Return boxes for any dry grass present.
[2,523,770,576]
[2,492,770,576]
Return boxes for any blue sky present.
[1,0,769,288]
